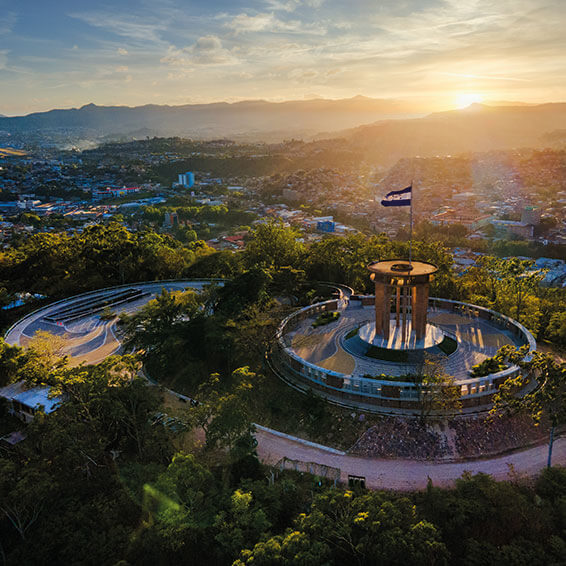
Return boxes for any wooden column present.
[412,282,429,340]
[401,285,407,343]
[374,282,384,337]
[374,281,391,340]
[383,285,391,340]
[411,286,419,339]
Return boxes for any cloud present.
[0,11,17,36]
[265,0,325,9]
[69,11,167,44]
[439,72,532,83]
[288,68,318,81]
[225,12,324,34]
[265,0,298,12]
[0,50,8,71]
[161,35,237,67]
[227,13,278,33]
[115,65,129,72]
[117,48,128,55]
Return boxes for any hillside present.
[336,103,566,162]
[0,96,421,141]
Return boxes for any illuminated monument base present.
[358,320,445,351]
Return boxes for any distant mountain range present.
[0,96,422,142]
[333,102,566,161]
[1,98,565,157]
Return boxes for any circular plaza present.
[270,260,536,415]
[4,280,220,365]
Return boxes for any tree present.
[139,452,223,559]
[490,347,566,467]
[234,530,332,566]
[228,303,284,368]
[0,458,54,541]
[121,289,202,358]
[38,355,169,470]
[210,267,272,317]
[244,222,304,270]
[214,488,271,561]
[191,367,257,459]
[417,358,462,422]
[294,489,448,565]
[465,257,544,325]
[0,338,27,386]
[546,312,566,346]
[10,330,68,386]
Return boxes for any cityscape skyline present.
[1,0,566,116]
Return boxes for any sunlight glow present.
[456,93,484,108]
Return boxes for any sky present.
[1,0,565,115]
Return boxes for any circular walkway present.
[285,303,523,380]
[5,280,219,366]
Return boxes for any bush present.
[312,311,340,328]
[438,336,458,356]
[365,346,408,362]
[470,356,507,377]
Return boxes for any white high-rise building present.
[178,172,195,188]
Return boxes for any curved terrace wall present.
[270,297,536,413]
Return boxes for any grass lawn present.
[365,346,409,362]
[345,327,359,340]
[312,311,340,328]
[249,370,379,450]
[438,336,458,356]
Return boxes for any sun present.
[456,93,484,108]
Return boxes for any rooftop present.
[368,259,438,277]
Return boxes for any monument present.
[363,260,441,350]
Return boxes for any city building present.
[317,220,336,233]
[521,206,541,226]
[178,172,195,188]
[93,186,140,199]
[0,381,63,423]
[491,220,535,239]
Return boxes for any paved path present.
[5,280,220,365]
[256,427,566,490]
[289,303,523,381]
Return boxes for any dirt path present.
[255,428,565,490]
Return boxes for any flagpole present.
[409,180,413,265]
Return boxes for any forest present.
[0,221,565,565]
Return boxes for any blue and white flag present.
[381,185,412,207]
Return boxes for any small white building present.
[0,382,63,423]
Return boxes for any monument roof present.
[367,259,438,276]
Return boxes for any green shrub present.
[345,327,359,340]
[312,311,340,328]
[365,346,408,362]
[438,336,458,356]
[470,356,507,377]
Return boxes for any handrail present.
[272,295,537,398]
[4,278,225,342]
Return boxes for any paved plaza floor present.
[286,303,523,381]
[5,280,217,366]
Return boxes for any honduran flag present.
[381,185,412,207]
